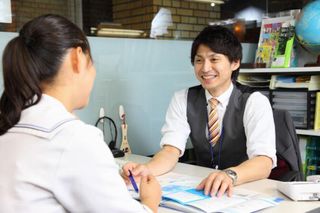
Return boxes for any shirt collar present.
[205,83,233,108]
[9,94,77,139]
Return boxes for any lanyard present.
[208,127,224,170]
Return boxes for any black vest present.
[187,84,252,169]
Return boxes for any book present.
[130,172,284,213]
[255,16,296,68]
[271,19,297,68]
[313,92,320,130]
[305,137,320,176]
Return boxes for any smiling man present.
[123,26,276,197]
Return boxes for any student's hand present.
[196,171,234,197]
[121,162,151,184]
[140,175,161,213]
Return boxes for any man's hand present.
[196,171,234,197]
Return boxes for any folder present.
[313,92,320,130]
[271,89,317,129]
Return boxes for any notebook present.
[129,172,284,213]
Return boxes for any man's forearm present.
[146,145,180,176]
[229,156,273,185]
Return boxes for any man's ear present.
[71,47,84,74]
[231,59,240,71]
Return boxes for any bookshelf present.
[296,129,320,137]
[239,66,320,137]
[241,66,320,74]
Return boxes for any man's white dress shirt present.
[160,84,277,168]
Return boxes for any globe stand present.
[304,55,320,67]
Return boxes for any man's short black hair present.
[190,25,242,81]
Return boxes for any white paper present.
[158,173,283,213]
[0,0,12,23]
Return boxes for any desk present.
[117,154,319,213]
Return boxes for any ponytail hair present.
[0,14,91,135]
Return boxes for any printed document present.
[129,172,284,213]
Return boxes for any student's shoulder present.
[62,119,103,139]
[59,120,107,152]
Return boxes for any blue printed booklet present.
[157,173,284,213]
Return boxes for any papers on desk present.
[157,172,284,213]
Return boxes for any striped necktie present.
[208,98,220,145]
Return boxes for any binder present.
[270,89,317,129]
[313,92,320,130]
[305,137,320,176]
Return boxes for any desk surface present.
[117,154,320,213]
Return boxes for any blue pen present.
[128,170,139,193]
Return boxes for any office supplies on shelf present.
[305,137,320,177]
[271,90,317,129]
[119,105,132,154]
[157,172,284,213]
[128,170,139,193]
[277,181,320,201]
[270,75,320,90]
[314,92,320,130]
[237,75,270,88]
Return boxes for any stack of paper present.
[157,173,284,213]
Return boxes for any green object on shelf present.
[271,24,297,68]
[305,136,320,177]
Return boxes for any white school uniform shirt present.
[0,94,151,213]
[160,83,277,168]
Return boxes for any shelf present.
[296,129,320,137]
[240,67,320,74]
[239,67,320,137]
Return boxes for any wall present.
[0,32,256,156]
[0,0,220,40]
[112,0,220,39]
[0,0,78,32]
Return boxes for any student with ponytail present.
[0,14,161,213]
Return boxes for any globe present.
[295,0,320,55]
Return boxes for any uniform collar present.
[205,83,233,108]
[8,94,77,139]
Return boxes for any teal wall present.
[0,32,256,156]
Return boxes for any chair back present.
[269,109,304,181]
